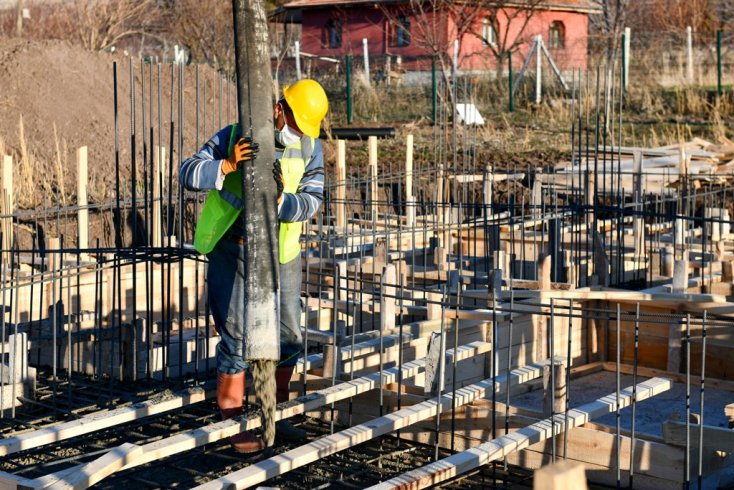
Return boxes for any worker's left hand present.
[273,159,284,204]
[222,137,259,175]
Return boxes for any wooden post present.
[543,359,567,416]
[77,147,89,254]
[585,170,594,207]
[8,332,27,386]
[535,35,542,103]
[723,261,733,283]
[335,140,346,230]
[623,27,631,89]
[406,196,415,229]
[322,344,340,378]
[632,151,644,254]
[725,403,734,429]
[538,254,551,291]
[403,133,415,239]
[483,165,493,216]
[434,246,447,271]
[369,136,378,221]
[531,176,542,219]
[672,251,689,294]
[362,38,370,85]
[404,134,413,202]
[294,40,301,80]
[666,321,682,373]
[152,146,165,249]
[2,155,13,261]
[380,264,396,331]
[674,217,686,251]
[436,164,445,218]
[336,260,348,302]
[534,460,587,490]
[426,291,442,320]
[686,26,694,83]
[563,250,576,287]
[661,245,674,277]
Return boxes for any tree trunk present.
[232,0,280,362]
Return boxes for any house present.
[272,0,601,75]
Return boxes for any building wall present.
[300,6,445,60]
[453,9,589,72]
[299,5,589,72]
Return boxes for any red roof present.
[279,0,601,13]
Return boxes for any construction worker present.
[180,79,328,453]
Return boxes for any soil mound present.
[0,38,227,209]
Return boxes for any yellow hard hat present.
[283,79,329,139]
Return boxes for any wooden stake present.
[380,264,396,331]
[543,359,567,417]
[2,154,13,260]
[405,134,413,201]
[369,136,378,221]
[538,254,551,291]
[152,146,165,249]
[77,147,89,253]
[336,140,346,230]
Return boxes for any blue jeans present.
[207,238,304,374]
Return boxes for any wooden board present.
[30,342,491,488]
[190,364,545,490]
[663,419,734,453]
[368,377,673,489]
[0,385,211,457]
[45,443,142,490]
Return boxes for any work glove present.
[273,159,284,204]
[222,137,258,175]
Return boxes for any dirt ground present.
[0,38,228,209]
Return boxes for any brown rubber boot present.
[217,371,265,454]
[275,366,306,441]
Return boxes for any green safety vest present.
[193,125,314,264]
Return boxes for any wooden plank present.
[0,472,34,490]
[368,377,673,489]
[0,385,212,456]
[335,139,346,230]
[507,446,682,490]
[191,364,545,490]
[663,419,734,452]
[44,443,142,490]
[601,362,734,392]
[34,342,492,488]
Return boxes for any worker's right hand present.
[222,137,258,175]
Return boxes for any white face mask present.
[276,123,301,146]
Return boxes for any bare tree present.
[466,0,544,76]
[383,0,543,90]
[71,0,160,51]
[590,0,629,65]
[168,0,235,73]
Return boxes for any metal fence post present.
[346,54,353,124]
[431,56,437,125]
[717,30,723,97]
[508,51,514,113]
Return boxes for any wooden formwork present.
[3,135,734,487]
